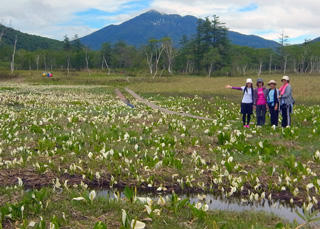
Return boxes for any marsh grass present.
[9,70,320,105]
[0,71,320,228]
[127,74,320,105]
[0,187,293,229]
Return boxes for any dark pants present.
[269,105,279,126]
[256,104,266,126]
[242,114,251,125]
[241,103,253,126]
[281,104,292,127]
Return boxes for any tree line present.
[1,17,320,77]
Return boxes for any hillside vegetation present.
[0,24,63,51]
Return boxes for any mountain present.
[0,24,63,51]
[80,10,279,50]
[80,10,198,49]
[228,31,279,49]
[311,37,320,43]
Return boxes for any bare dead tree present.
[309,57,314,74]
[185,59,194,74]
[185,60,190,73]
[50,59,53,71]
[258,60,263,76]
[43,55,47,71]
[102,55,111,75]
[153,44,165,78]
[159,68,165,77]
[144,39,165,78]
[279,32,289,74]
[66,56,70,76]
[145,50,153,75]
[35,55,40,71]
[269,54,272,74]
[85,47,91,76]
[242,64,247,76]
[292,58,297,73]
[10,35,17,73]
[162,38,175,74]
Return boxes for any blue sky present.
[72,0,153,29]
[238,3,259,13]
[1,0,319,44]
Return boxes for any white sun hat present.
[246,78,253,84]
[282,76,290,81]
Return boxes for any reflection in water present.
[97,190,320,226]
[189,195,304,224]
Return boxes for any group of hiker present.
[225,76,294,128]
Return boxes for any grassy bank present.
[1,186,294,229]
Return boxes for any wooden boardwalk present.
[125,88,214,121]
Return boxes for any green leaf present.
[275,222,284,229]
[309,217,320,223]
[295,209,306,221]
[94,221,107,229]
[177,198,189,210]
[123,187,134,203]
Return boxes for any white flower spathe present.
[121,209,127,226]
[72,197,85,201]
[28,221,36,227]
[130,220,146,229]
[89,190,96,202]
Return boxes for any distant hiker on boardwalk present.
[254,78,268,126]
[225,78,254,128]
[279,76,294,127]
[267,80,279,126]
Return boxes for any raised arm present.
[225,85,242,90]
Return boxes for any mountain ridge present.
[312,37,320,43]
[0,24,63,51]
[80,10,280,50]
[2,10,319,51]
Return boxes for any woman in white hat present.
[267,80,279,126]
[225,78,254,128]
[279,76,294,127]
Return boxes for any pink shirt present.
[257,88,267,105]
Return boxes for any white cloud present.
[99,12,143,25]
[151,0,320,43]
[0,0,135,39]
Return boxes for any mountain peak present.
[142,10,183,18]
[144,9,162,14]
[80,11,279,50]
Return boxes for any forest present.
[1,16,320,77]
